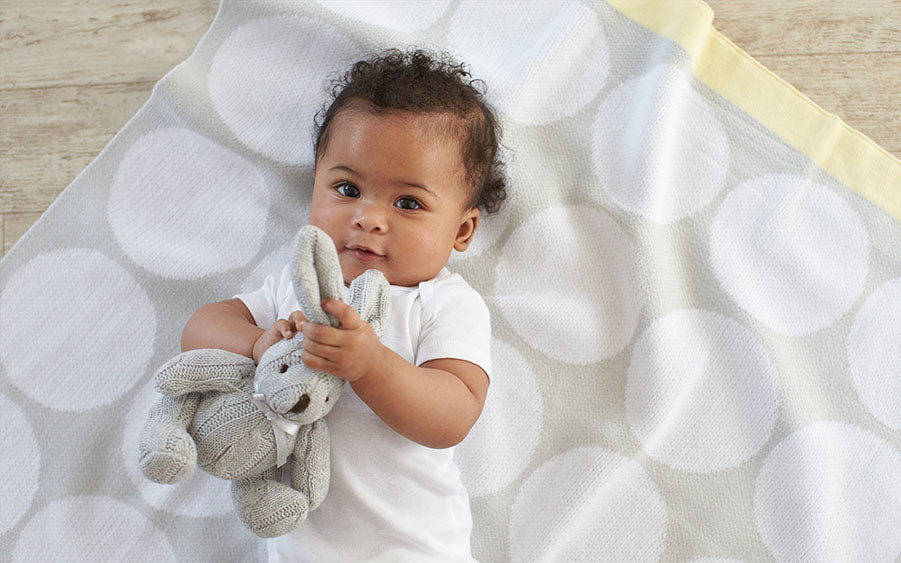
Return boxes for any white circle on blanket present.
[209,16,360,164]
[12,495,176,561]
[509,446,667,561]
[448,0,609,126]
[108,127,269,280]
[592,64,730,224]
[0,394,40,534]
[710,174,869,335]
[123,378,235,517]
[848,277,901,430]
[626,309,778,473]
[495,206,643,364]
[754,422,901,562]
[0,249,156,411]
[455,339,541,497]
[315,0,450,32]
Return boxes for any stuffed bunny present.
[138,225,390,537]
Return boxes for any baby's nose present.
[354,203,388,232]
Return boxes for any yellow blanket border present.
[607,0,901,221]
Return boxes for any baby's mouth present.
[347,245,384,263]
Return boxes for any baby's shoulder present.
[418,269,487,318]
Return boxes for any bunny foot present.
[139,394,199,484]
[233,467,311,538]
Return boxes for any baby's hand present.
[299,299,384,382]
[252,311,307,364]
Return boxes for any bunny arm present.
[155,348,256,397]
[139,392,202,484]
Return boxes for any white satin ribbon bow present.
[250,385,301,468]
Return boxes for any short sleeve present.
[415,273,492,378]
[233,263,295,329]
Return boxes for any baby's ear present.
[348,269,391,338]
[453,208,480,252]
[290,225,345,328]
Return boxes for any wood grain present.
[705,0,901,157]
[0,0,219,256]
[1,1,899,257]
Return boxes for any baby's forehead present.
[340,104,465,141]
[336,107,467,161]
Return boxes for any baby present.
[180,49,506,561]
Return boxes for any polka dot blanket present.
[2,1,900,561]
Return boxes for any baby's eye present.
[336,182,360,198]
[395,197,422,210]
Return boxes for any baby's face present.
[310,109,479,287]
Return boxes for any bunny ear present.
[348,269,391,338]
[291,225,345,328]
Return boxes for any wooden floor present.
[1,1,899,257]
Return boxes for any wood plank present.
[0,0,218,90]
[0,82,154,213]
[705,0,901,158]
[0,0,218,258]
[704,0,901,55]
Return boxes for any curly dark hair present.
[314,49,507,214]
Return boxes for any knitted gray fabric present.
[138,225,390,537]
[155,349,256,396]
[139,393,202,484]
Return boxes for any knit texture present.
[137,225,390,537]
[2,2,900,560]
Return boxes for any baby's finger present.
[288,310,308,331]
[322,299,363,329]
[300,321,342,347]
[274,318,294,339]
[301,349,337,374]
[302,337,339,361]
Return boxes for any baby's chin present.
[340,263,389,287]
[339,258,442,288]
[342,267,407,288]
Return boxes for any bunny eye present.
[279,364,288,373]
[325,396,330,403]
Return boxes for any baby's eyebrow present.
[329,164,357,175]
[400,182,436,197]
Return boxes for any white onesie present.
[236,266,491,562]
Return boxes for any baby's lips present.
[349,247,383,263]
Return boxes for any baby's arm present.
[299,299,488,449]
[181,299,306,364]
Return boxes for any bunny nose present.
[290,394,311,414]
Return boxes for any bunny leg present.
[232,466,310,538]
[139,392,201,484]
[291,419,331,512]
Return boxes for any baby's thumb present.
[322,299,362,329]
